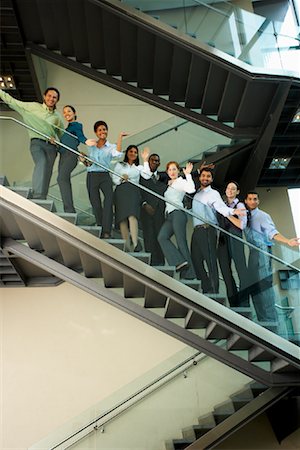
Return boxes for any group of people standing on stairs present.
[1,86,299,328]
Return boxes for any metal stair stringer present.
[1,186,300,387]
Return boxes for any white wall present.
[0,282,186,449]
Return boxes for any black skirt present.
[114,182,141,224]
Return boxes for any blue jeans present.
[30,138,57,198]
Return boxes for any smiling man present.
[191,168,245,295]
[244,191,299,325]
[0,87,64,199]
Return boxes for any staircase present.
[1,185,300,389]
[1,0,299,191]
[167,382,294,450]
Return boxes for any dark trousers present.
[217,232,249,307]
[86,171,113,234]
[57,151,78,213]
[140,209,165,265]
[191,226,219,293]
[30,138,57,198]
[158,210,196,279]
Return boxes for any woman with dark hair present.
[217,181,249,307]
[158,161,196,279]
[57,105,96,213]
[112,145,149,251]
[81,121,128,238]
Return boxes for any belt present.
[195,224,210,229]
[31,137,57,146]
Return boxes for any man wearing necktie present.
[245,191,300,326]
[140,153,167,265]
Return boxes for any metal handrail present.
[0,115,299,273]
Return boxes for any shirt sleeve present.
[262,213,278,240]
[112,163,124,185]
[0,89,34,116]
[140,162,152,180]
[74,122,87,144]
[209,191,234,217]
[110,144,123,158]
[236,201,247,230]
[175,174,195,193]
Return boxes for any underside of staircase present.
[1,0,300,189]
[1,185,300,390]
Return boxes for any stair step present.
[227,332,253,351]
[230,307,252,319]
[205,293,226,304]
[205,321,231,340]
[249,382,267,397]
[214,400,235,415]
[181,279,200,291]
[185,310,210,329]
[9,186,32,198]
[154,265,176,277]
[103,238,125,251]
[271,358,298,374]
[172,438,194,450]
[164,298,189,319]
[79,225,102,237]
[123,274,145,298]
[214,412,231,424]
[182,424,213,440]
[56,212,78,224]
[127,252,151,264]
[144,287,168,308]
[248,345,276,362]
[31,199,56,212]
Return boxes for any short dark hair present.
[149,153,160,160]
[245,191,259,199]
[43,87,60,101]
[199,167,214,176]
[63,105,77,120]
[124,145,139,165]
[94,120,108,132]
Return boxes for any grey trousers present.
[30,138,57,199]
[158,210,196,279]
[57,151,78,212]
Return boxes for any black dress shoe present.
[133,241,142,252]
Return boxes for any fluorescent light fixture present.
[269,157,291,169]
[0,75,16,89]
[292,109,300,122]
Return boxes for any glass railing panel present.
[1,115,299,346]
[121,0,300,76]
[30,344,253,450]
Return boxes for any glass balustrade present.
[121,0,300,77]
[29,344,254,450]
[0,116,299,346]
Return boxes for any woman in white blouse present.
[113,145,149,252]
[158,161,196,279]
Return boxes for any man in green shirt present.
[0,87,64,199]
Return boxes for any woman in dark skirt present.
[112,145,149,251]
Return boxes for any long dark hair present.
[123,145,139,165]
[63,105,77,120]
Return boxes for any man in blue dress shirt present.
[245,191,299,325]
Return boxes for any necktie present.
[247,210,251,227]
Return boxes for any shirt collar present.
[42,103,55,113]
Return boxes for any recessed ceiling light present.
[269,157,291,169]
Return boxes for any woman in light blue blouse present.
[57,105,95,213]
[113,145,149,251]
[158,161,196,279]
[82,121,127,238]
